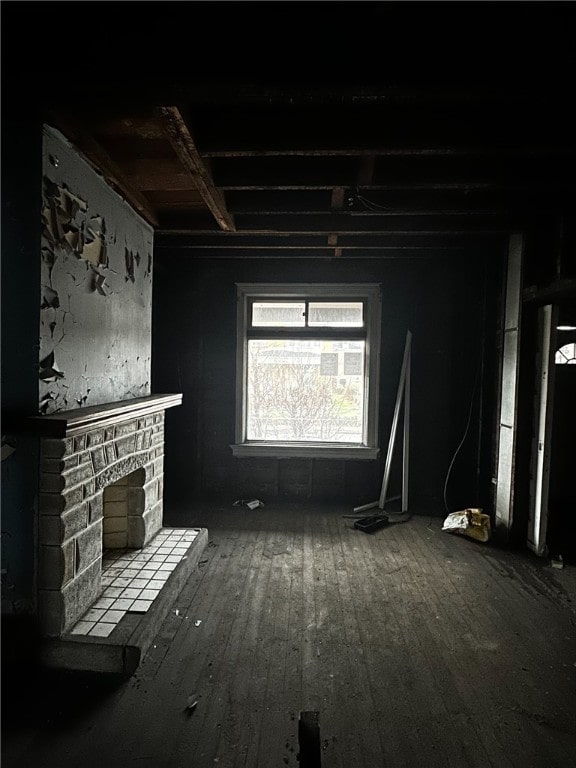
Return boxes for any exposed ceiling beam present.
[201,146,576,158]
[156,106,235,232]
[152,246,492,260]
[158,210,527,235]
[523,277,576,304]
[331,187,346,210]
[210,155,576,189]
[47,114,159,228]
[221,212,523,233]
[223,189,574,215]
[219,182,575,192]
[154,232,505,249]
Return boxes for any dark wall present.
[548,354,576,557]
[1,119,43,612]
[153,252,502,514]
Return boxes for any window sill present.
[230,443,379,460]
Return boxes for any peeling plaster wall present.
[39,125,153,414]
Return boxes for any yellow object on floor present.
[462,508,491,542]
[442,507,491,543]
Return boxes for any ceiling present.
[3,2,576,269]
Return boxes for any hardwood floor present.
[3,503,576,767]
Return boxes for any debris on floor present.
[354,514,389,533]
[442,508,491,543]
[186,694,199,712]
[347,508,411,534]
[233,498,265,510]
[551,554,564,570]
[386,512,411,524]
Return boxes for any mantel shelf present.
[29,394,183,438]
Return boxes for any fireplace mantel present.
[30,394,182,438]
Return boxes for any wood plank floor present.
[3,503,576,768]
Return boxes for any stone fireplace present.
[33,394,182,637]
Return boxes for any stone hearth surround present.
[33,395,182,636]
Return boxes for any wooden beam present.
[211,155,576,190]
[220,182,575,192]
[121,159,205,191]
[47,114,159,227]
[201,146,576,158]
[156,106,235,231]
[331,187,346,210]
[523,277,576,304]
[154,232,503,248]
[223,188,565,215]
[143,189,207,206]
[150,246,489,259]
[213,212,520,233]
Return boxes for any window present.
[232,284,381,459]
[555,342,576,364]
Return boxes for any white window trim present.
[231,283,381,460]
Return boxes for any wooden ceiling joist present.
[152,245,492,260]
[331,187,346,210]
[201,146,576,158]
[155,232,503,249]
[210,155,576,190]
[220,212,521,234]
[49,115,159,228]
[157,106,235,232]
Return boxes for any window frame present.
[231,283,382,459]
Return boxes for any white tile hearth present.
[69,527,200,638]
